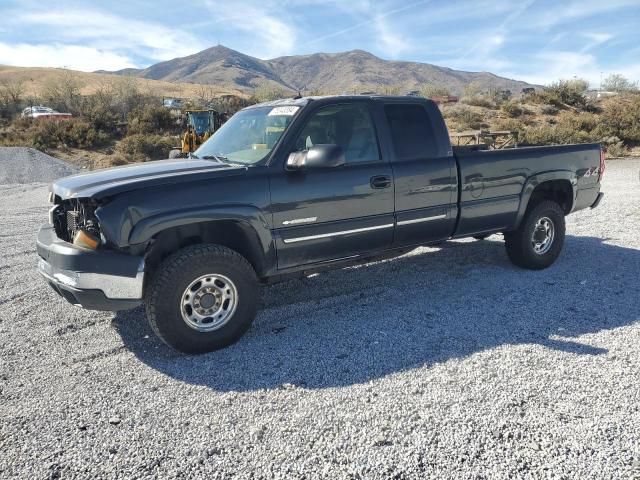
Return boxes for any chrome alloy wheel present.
[180,274,238,332]
[531,216,555,255]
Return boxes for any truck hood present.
[51,159,246,200]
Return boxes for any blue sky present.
[1,0,639,86]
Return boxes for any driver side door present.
[269,102,395,270]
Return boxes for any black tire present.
[504,200,565,270]
[145,244,259,354]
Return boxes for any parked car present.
[37,95,605,354]
[21,106,72,119]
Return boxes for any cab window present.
[294,103,380,164]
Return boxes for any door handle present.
[370,175,391,189]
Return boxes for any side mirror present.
[286,144,345,170]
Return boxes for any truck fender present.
[514,170,577,229]
[127,206,275,271]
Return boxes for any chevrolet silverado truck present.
[37,95,605,354]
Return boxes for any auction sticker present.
[268,106,300,116]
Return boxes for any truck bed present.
[452,143,602,237]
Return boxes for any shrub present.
[251,84,287,102]
[541,104,559,115]
[501,101,524,117]
[531,78,590,110]
[127,105,177,135]
[420,85,451,98]
[595,95,640,143]
[108,155,130,166]
[444,106,485,130]
[117,134,176,161]
[605,141,628,158]
[461,95,495,109]
[520,123,595,145]
[0,118,110,151]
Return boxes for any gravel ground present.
[0,147,77,183]
[1,151,639,479]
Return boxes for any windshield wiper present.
[200,154,244,167]
[200,154,227,162]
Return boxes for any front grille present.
[66,210,81,240]
[52,199,100,243]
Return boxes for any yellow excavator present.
[169,110,219,158]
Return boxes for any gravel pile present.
[0,146,77,184]
[1,156,639,479]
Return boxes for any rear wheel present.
[504,200,565,270]
[145,244,259,354]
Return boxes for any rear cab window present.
[384,104,438,160]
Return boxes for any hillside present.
[106,45,535,95]
[0,65,245,99]
[267,49,532,95]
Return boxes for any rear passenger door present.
[380,102,457,246]
[270,101,395,270]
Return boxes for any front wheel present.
[145,244,259,354]
[504,200,565,270]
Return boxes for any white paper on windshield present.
[268,106,299,116]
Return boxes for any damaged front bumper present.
[36,224,144,311]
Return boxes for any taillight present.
[599,147,606,181]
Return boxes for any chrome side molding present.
[397,214,447,226]
[283,223,394,244]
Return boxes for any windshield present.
[194,105,299,165]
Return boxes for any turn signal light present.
[73,229,100,250]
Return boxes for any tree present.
[41,70,84,114]
[195,84,218,108]
[0,79,24,117]
[601,74,638,92]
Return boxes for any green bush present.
[127,105,177,135]
[117,134,176,161]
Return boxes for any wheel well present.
[529,180,573,214]
[144,220,265,281]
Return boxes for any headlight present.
[73,229,100,250]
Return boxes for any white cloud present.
[499,50,640,86]
[529,0,639,29]
[201,0,297,58]
[374,16,409,58]
[16,9,206,62]
[0,42,136,71]
[583,33,614,44]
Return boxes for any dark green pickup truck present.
[37,95,604,353]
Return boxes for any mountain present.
[103,45,535,95]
